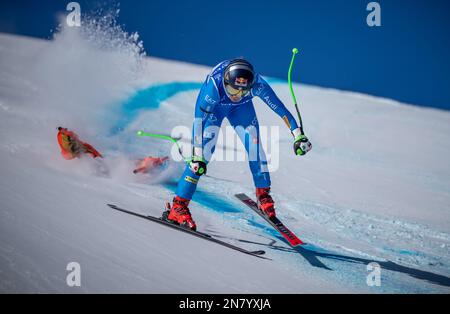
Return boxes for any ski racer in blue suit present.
[163,58,312,230]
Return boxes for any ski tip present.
[107,204,122,211]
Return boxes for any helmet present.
[223,59,255,97]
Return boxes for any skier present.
[163,58,312,230]
[133,156,169,174]
[57,127,103,160]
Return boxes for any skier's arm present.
[252,75,301,137]
[191,75,219,173]
[253,75,312,155]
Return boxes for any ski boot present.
[256,187,276,219]
[162,196,197,231]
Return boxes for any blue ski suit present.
[175,59,300,200]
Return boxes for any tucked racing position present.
[163,58,312,230]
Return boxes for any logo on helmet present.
[235,77,248,87]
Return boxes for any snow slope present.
[0,19,449,293]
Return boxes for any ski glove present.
[293,134,312,156]
[189,156,207,176]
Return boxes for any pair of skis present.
[107,193,304,259]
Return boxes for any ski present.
[235,193,305,247]
[107,204,268,259]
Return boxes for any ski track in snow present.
[1,30,449,293]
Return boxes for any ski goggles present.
[225,83,251,98]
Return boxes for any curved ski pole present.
[136,130,235,182]
[136,130,188,163]
[288,48,305,134]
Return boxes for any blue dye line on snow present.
[110,78,285,135]
[383,247,426,257]
[164,182,240,214]
[110,81,202,135]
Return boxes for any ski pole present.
[136,130,237,182]
[136,130,189,164]
[288,48,305,134]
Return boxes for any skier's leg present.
[228,104,276,217]
[175,112,223,200]
[167,113,223,229]
[175,165,202,199]
[227,103,271,188]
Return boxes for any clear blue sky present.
[1,0,450,110]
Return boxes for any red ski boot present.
[163,196,197,231]
[256,187,276,219]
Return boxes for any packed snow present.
[0,16,449,293]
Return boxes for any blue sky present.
[1,0,449,110]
